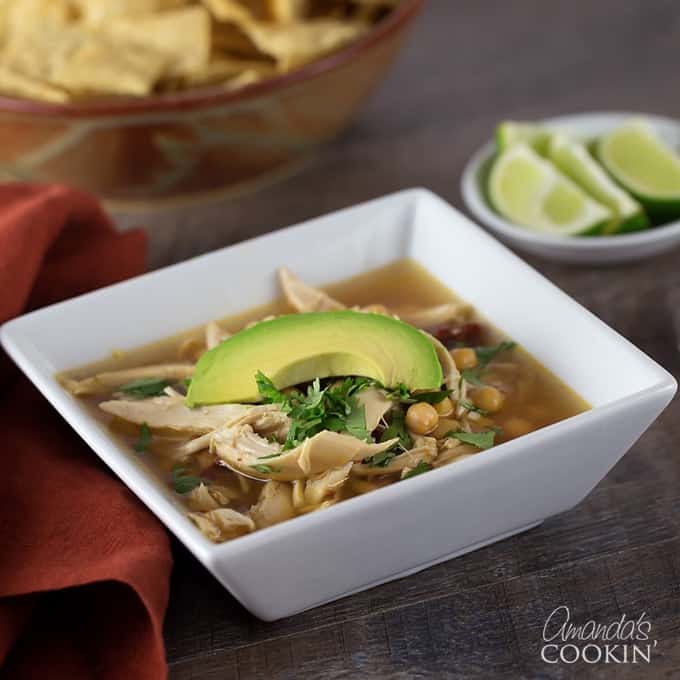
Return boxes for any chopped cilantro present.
[344,403,369,440]
[459,400,489,416]
[256,372,372,450]
[171,466,204,494]
[365,449,397,468]
[384,383,412,402]
[412,389,452,404]
[461,368,484,386]
[255,371,290,410]
[403,461,432,479]
[134,422,151,453]
[383,383,450,405]
[460,341,516,386]
[475,341,516,367]
[446,429,499,450]
[249,463,281,474]
[379,408,412,451]
[120,377,172,399]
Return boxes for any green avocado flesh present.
[186,310,443,405]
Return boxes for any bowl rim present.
[460,111,680,251]
[0,0,425,119]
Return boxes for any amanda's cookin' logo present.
[541,606,658,665]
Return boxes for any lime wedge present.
[496,121,551,155]
[596,119,680,218]
[548,133,648,233]
[488,144,612,236]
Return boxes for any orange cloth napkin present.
[0,185,172,680]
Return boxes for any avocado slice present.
[186,310,443,405]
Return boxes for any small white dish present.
[461,112,680,265]
[1,189,675,620]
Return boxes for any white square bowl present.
[2,189,675,621]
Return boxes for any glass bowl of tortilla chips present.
[0,0,422,209]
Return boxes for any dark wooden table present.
[151,2,680,677]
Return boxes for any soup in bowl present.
[61,259,589,543]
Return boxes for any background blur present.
[115,0,680,268]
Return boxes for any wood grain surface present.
[142,1,680,677]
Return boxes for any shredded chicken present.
[249,481,296,529]
[188,508,255,542]
[291,479,305,508]
[212,424,398,481]
[205,321,230,350]
[99,396,268,434]
[397,303,471,329]
[356,387,392,432]
[185,483,234,512]
[279,267,344,312]
[423,331,460,395]
[62,364,194,396]
[297,499,337,514]
[304,461,352,505]
[351,435,437,477]
[434,439,478,467]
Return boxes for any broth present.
[61,259,589,543]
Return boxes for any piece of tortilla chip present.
[5,0,75,33]
[0,64,69,102]
[181,57,275,87]
[50,30,170,96]
[241,19,368,69]
[73,0,185,25]
[267,0,311,22]
[203,0,280,22]
[1,24,77,82]
[223,68,266,90]
[106,6,211,77]
[211,20,271,59]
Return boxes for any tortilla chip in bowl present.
[0,0,423,209]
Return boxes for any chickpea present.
[434,396,455,416]
[405,402,439,435]
[503,416,534,439]
[451,347,478,370]
[473,385,504,413]
[433,417,461,439]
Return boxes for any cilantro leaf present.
[250,463,281,474]
[461,368,484,386]
[344,403,369,440]
[120,377,172,399]
[255,371,290,410]
[403,461,432,479]
[365,449,397,468]
[384,384,451,405]
[256,372,371,450]
[412,389,452,404]
[134,422,151,453]
[459,400,489,415]
[446,429,498,450]
[171,466,205,494]
[475,341,516,368]
[380,408,412,450]
[460,341,516,386]
[384,383,413,402]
